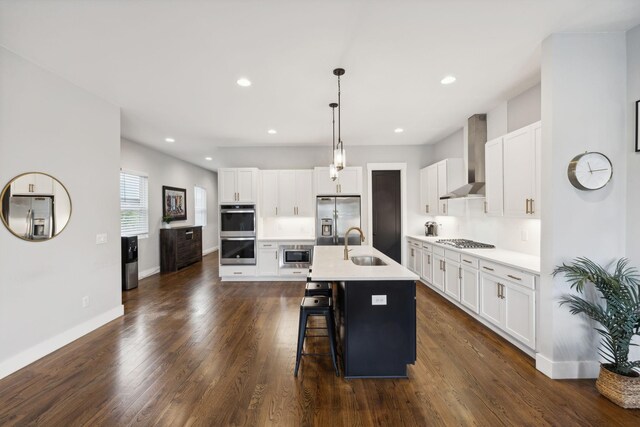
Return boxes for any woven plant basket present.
[595,364,640,409]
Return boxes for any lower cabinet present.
[407,239,422,274]
[444,260,461,301]
[431,254,445,292]
[460,265,480,313]
[421,249,432,283]
[257,247,278,276]
[480,272,535,348]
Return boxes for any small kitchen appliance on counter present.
[425,221,438,236]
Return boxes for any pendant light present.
[333,68,346,170]
[329,102,339,181]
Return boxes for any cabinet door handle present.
[507,274,521,281]
[484,201,488,214]
[459,267,462,279]
[427,254,431,264]
[233,272,242,275]
[463,259,472,264]
[275,251,278,259]
[443,203,446,214]
[526,198,532,214]
[426,204,428,213]
[530,199,535,214]
[483,266,494,271]
[497,283,501,298]
[500,283,506,299]
[276,207,278,215]
[293,271,302,274]
[443,261,446,272]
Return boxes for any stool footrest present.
[301,352,332,357]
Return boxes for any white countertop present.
[257,236,315,242]
[310,245,419,281]
[407,235,540,274]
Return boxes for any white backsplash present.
[427,198,541,256]
[260,216,315,238]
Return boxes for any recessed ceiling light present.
[236,78,252,87]
[394,128,404,133]
[165,137,175,143]
[205,157,212,161]
[441,75,456,85]
[267,129,277,134]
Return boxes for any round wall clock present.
[567,151,613,191]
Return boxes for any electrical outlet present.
[371,295,387,306]
[82,296,89,308]
[521,229,529,242]
[96,233,108,245]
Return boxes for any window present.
[120,170,149,237]
[194,186,207,227]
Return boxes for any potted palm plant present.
[553,257,640,408]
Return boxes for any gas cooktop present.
[435,239,495,249]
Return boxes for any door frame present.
[366,163,407,265]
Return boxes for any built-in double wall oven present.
[220,204,256,265]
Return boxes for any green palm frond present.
[554,258,640,376]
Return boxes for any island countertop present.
[310,245,419,281]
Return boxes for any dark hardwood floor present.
[1,252,638,426]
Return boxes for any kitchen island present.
[310,245,419,379]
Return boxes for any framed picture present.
[636,100,640,152]
[162,186,187,221]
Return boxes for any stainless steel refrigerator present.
[316,196,361,245]
[8,195,54,240]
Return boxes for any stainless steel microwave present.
[280,245,313,269]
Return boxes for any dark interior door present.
[372,170,401,263]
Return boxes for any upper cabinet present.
[260,169,314,217]
[501,122,541,218]
[11,173,54,195]
[419,159,464,216]
[314,167,362,196]
[219,168,258,203]
[484,137,504,216]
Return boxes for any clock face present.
[568,152,613,190]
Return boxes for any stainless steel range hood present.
[440,114,487,199]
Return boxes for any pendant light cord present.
[337,74,342,149]
[332,105,336,156]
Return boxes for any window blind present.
[120,171,149,236]
[194,186,207,227]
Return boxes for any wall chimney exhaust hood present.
[440,114,487,200]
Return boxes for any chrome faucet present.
[344,226,365,260]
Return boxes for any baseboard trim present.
[203,246,218,256]
[0,305,124,380]
[139,266,160,280]
[535,353,600,379]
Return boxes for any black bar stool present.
[294,296,339,377]
[304,281,332,298]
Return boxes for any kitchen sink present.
[351,256,387,266]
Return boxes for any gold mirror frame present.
[0,172,73,242]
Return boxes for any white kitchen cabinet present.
[484,137,504,216]
[460,264,480,313]
[432,254,445,292]
[429,159,465,216]
[421,246,433,284]
[419,167,429,215]
[260,170,279,216]
[502,122,540,218]
[11,173,54,195]
[407,239,422,274]
[219,168,258,203]
[444,260,461,301]
[257,244,279,276]
[293,170,314,216]
[261,170,314,217]
[480,271,535,349]
[419,165,439,215]
[314,167,362,195]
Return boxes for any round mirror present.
[1,172,72,242]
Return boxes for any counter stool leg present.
[326,311,340,377]
[294,310,308,377]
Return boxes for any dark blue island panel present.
[335,280,416,379]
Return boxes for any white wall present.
[538,33,627,379]
[487,101,508,140]
[508,83,541,132]
[626,25,640,264]
[0,47,122,379]
[120,139,218,276]
[430,129,464,163]
[215,144,433,237]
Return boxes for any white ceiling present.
[1,0,639,166]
